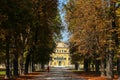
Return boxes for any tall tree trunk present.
[95,60,100,72]
[106,52,113,79]
[31,51,35,72]
[13,53,19,77]
[20,53,24,75]
[75,62,79,70]
[13,34,19,77]
[32,61,35,72]
[5,36,10,79]
[84,58,89,72]
[31,23,38,72]
[117,56,120,80]
[110,1,119,79]
[41,63,45,69]
[101,59,106,77]
[24,53,30,74]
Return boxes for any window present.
[54,58,57,60]
[54,57,66,60]
[50,62,52,65]
[68,58,70,60]
[64,50,67,53]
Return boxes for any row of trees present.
[65,0,120,79]
[0,0,63,79]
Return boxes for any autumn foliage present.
[65,0,120,79]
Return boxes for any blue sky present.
[58,0,69,42]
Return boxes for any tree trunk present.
[84,59,89,72]
[75,62,79,70]
[95,60,100,72]
[101,59,106,77]
[31,54,35,72]
[5,36,10,79]
[13,34,19,77]
[117,57,120,80]
[32,62,35,72]
[13,53,19,77]
[24,53,30,74]
[20,54,24,75]
[106,52,113,79]
[29,61,32,73]
[110,1,118,79]
[41,63,45,69]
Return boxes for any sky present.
[58,0,69,42]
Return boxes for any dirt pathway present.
[34,67,86,80]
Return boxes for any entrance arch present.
[58,61,62,66]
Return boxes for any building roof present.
[56,42,69,48]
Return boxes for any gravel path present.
[33,67,87,80]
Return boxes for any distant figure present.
[47,66,50,72]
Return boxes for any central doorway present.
[58,61,61,66]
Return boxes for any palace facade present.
[49,42,71,67]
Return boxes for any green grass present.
[0,71,5,75]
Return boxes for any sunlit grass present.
[0,71,5,75]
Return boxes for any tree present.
[24,0,63,73]
[65,0,118,79]
[0,0,63,78]
[0,0,33,77]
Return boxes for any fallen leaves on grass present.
[16,72,40,80]
[73,71,118,80]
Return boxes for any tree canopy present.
[0,0,63,78]
[65,0,120,79]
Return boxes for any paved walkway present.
[34,67,86,80]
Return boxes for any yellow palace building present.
[49,42,71,67]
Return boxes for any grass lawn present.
[0,70,5,80]
[0,71,5,75]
